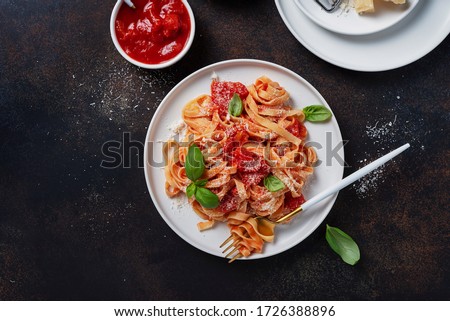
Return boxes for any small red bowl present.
[110,0,195,69]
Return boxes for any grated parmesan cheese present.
[167,120,186,135]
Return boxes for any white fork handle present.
[301,143,410,212]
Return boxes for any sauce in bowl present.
[114,0,192,65]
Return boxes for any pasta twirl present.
[164,76,317,258]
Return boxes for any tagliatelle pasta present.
[164,76,317,258]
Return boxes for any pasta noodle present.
[164,76,317,258]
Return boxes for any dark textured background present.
[0,0,449,300]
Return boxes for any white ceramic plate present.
[144,59,344,260]
[276,0,450,71]
[296,0,420,36]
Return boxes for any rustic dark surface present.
[0,0,449,300]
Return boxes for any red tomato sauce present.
[115,0,191,64]
[286,118,307,139]
[211,80,249,116]
[284,193,306,212]
[218,187,239,213]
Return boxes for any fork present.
[315,0,343,12]
[220,215,292,263]
[220,143,410,263]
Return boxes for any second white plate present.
[276,0,450,71]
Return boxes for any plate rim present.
[143,58,345,260]
[295,0,420,36]
[275,0,450,72]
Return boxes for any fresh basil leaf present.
[185,144,205,182]
[264,175,285,192]
[228,93,243,117]
[195,187,219,209]
[303,105,332,122]
[186,182,197,198]
[325,225,360,265]
[195,179,208,187]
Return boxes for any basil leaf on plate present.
[195,179,208,187]
[186,182,197,198]
[325,225,360,265]
[228,93,243,117]
[303,105,332,122]
[195,187,219,209]
[264,175,285,192]
[185,144,205,182]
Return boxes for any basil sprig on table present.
[303,105,332,122]
[185,144,219,209]
[325,225,360,265]
[264,175,285,192]
[228,93,243,117]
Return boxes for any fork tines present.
[220,234,243,263]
